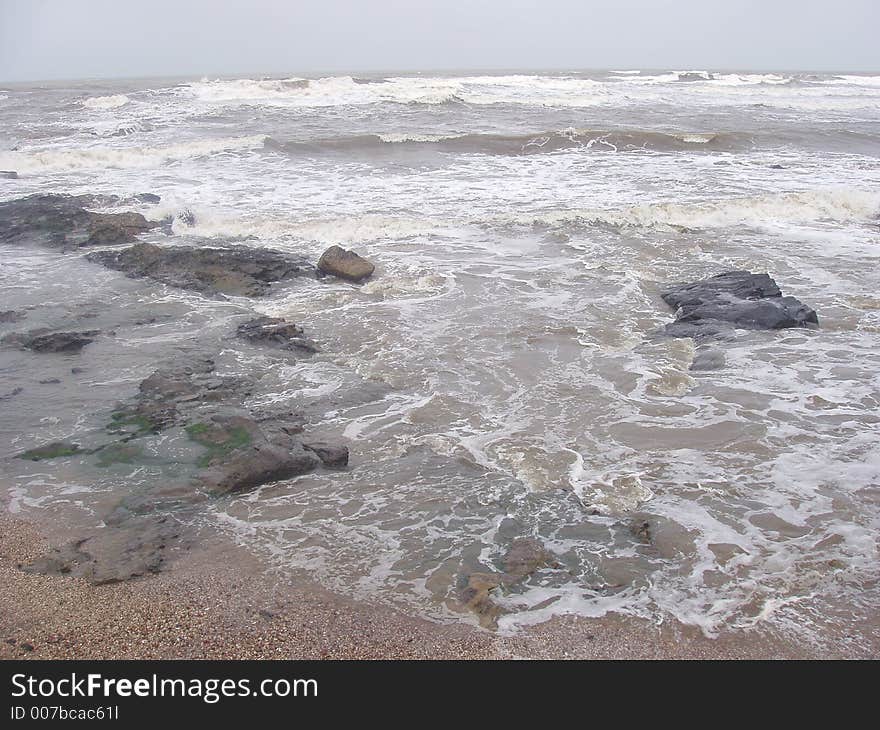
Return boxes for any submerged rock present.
[318,245,375,282]
[0,194,155,248]
[0,170,18,179]
[236,316,318,354]
[2,329,99,353]
[88,242,312,297]
[304,442,349,468]
[502,537,556,580]
[661,271,818,339]
[18,441,84,461]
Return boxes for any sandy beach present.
[3,512,874,660]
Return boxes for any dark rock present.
[236,316,318,354]
[690,348,726,371]
[0,194,155,248]
[661,271,818,339]
[317,245,375,282]
[39,378,61,384]
[769,164,785,169]
[459,572,503,629]
[131,193,161,204]
[108,359,252,436]
[304,442,349,468]
[3,329,98,354]
[502,537,556,580]
[87,242,313,297]
[18,441,84,461]
[22,515,181,585]
[0,170,18,179]
[191,415,319,495]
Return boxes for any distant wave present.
[265,128,748,157]
[506,189,880,231]
[0,135,266,173]
[81,94,131,110]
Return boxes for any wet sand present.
[2,512,872,660]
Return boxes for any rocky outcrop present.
[21,515,182,585]
[459,537,558,629]
[0,194,155,248]
[304,442,349,468]
[2,329,99,353]
[88,242,313,297]
[317,245,375,282]
[661,271,818,339]
[236,316,318,354]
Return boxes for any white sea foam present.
[0,135,266,173]
[81,94,131,109]
[515,189,880,231]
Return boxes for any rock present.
[0,170,18,179]
[0,310,25,323]
[236,316,318,354]
[2,329,98,353]
[191,415,319,494]
[304,442,349,468]
[131,193,161,204]
[21,515,181,585]
[690,348,726,371]
[108,359,252,436]
[661,271,818,339]
[769,164,785,169]
[317,245,375,283]
[87,242,313,297]
[502,537,556,580]
[459,572,503,629]
[0,194,155,248]
[18,441,84,461]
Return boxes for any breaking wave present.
[81,94,131,110]
[265,128,745,157]
[513,189,880,231]
[0,135,267,173]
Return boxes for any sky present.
[1,0,878,82]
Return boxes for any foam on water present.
[3,70,880,645]
[81,94,131,110]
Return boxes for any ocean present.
[1,70,879,646]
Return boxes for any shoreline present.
[2,512,872,660]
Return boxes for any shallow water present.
[1,69,879,642]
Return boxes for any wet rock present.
[87,242,313,297]
[318,245,375,282]
[18,442,84,461]
[0,310,24,323]
[690,348,726,371]
[108,359,252,436]
[304,442,349,468]
[459,572,503,629]
[131,193,161,204]
[3,329,98,353]
[21,515,181,585]
[502,537,556,580]
[769,164,785,169]
[662,271,818,339]
[0,170,18,179]
[191,415,319,494]
[39,378,61,384]
[236,316,318,354]
[0,194,155,248]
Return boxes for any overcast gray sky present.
[1,0,878,82]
